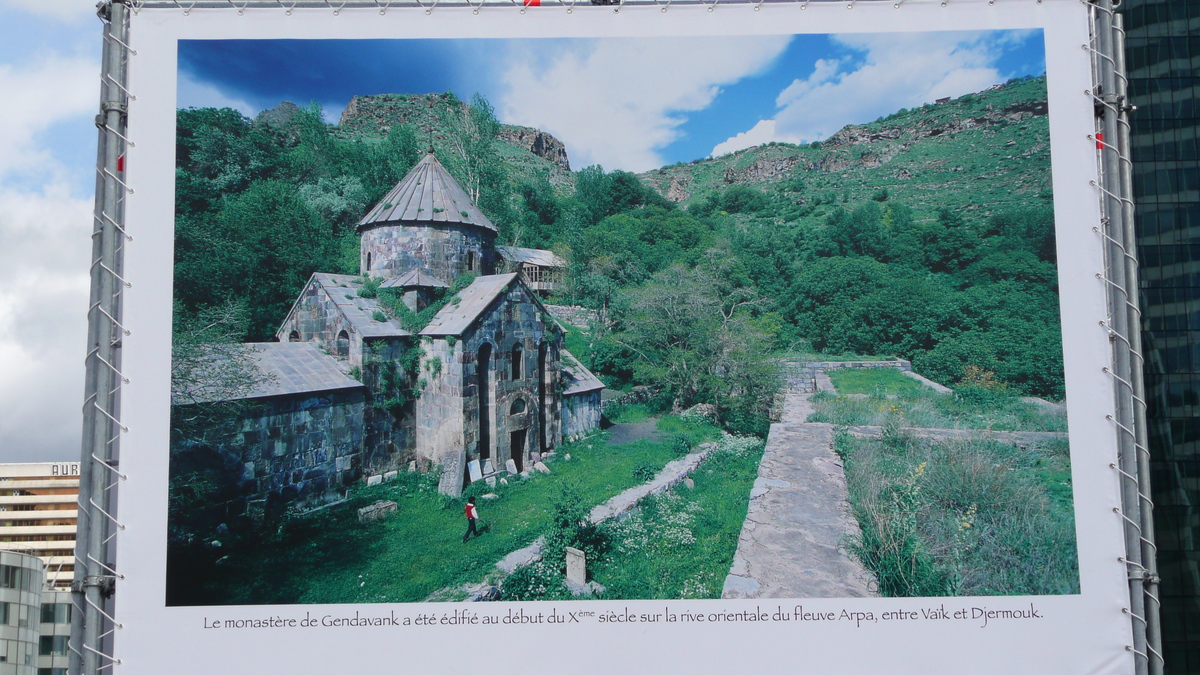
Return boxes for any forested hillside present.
[173,74,1061,438]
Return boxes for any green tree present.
[174,180,337,339]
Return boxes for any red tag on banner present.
[1095,132,1104,149]
[117,154,125,172]
[524,0,540,6]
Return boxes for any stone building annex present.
[171,150,604,524]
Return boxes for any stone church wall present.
[562,390,602,440]
[415,336,467,495]
[360,337,418,476]
[277,280,367,367]
[173,389,367,529]
[418,282,564,496]
[360,222,497,284]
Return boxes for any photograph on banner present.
[166,30,1076,606]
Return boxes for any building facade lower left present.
[0,551,73,675]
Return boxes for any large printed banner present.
[117,1,1134,672]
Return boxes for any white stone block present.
[565,547,586,585]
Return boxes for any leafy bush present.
[672,434,693,456]
[500,562,568,601]
[632,462,657,482]
[357,276,381,299]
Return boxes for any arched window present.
[335,330,350,358]
[510,399,526,415]
[511,343,523,380]
[366,252,372,271]
[288,331,301,342]
[467,252,475,271]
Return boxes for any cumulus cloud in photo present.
[499,36,792,172]
[711,31,1025,158]
[177,70,259,117]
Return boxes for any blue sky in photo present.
[179,30,1045,172]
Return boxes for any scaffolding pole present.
[71,2,130,674]
[1090,1,1162,673]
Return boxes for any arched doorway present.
[510,398,527,473]
[477,343,492,463]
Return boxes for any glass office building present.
[1122,0,1200,671]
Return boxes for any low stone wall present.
[544,304,600,329]
[601,385,664,411]
[781,359,912,393]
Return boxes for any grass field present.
[827,368,926,396]
[834,430,1078,597]
[807,387,1066,432]
[587,435,765,599]
[167,416,721,606]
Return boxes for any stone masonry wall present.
[360,222,496,284]
[361,337,417,476]
[563,390,602,440]
[175,389,367,528]
[277,280,367,368]
[418,281,563,496]
[782,359,913,393]
[544,304,600,329]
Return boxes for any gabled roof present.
[561,349,606,395]
[357,150,498,233]
[277,274,410,340]
[497,246,568,268]
[380,268,450,290]
[173,342,364,405]
[420,273,524,337]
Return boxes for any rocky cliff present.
[335,93,572,175]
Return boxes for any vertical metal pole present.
[72,2,129,674]
[1112,13,1164,675]
[1094,1,1157,672]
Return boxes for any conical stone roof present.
[357,150,498,233]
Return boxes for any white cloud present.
[0,55,98,181]
[710,120,803,159]
[0,184,92,463]
[0,50,99,461]
[0,0,96,21]
[499,36,791,172]
[177,70,258,117]
[776,58,840,108]
[711,31,1011,158]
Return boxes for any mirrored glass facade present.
[1123,1,1200,671]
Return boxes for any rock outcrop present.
[499,127,571,171]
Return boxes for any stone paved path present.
[722,392,874,599]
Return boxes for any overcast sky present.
[0,1,1044,464]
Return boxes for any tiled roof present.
[561,349,606,395]
[497,246,567,268]
[174,342,364,404]
[420,273,520,337]
[357,151,498,233]
[380,268,450,290]
[304,273,410,339]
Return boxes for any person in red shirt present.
[462,496,481,542]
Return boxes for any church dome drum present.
[358,150,497,284]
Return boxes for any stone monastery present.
[175,150,604,522]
